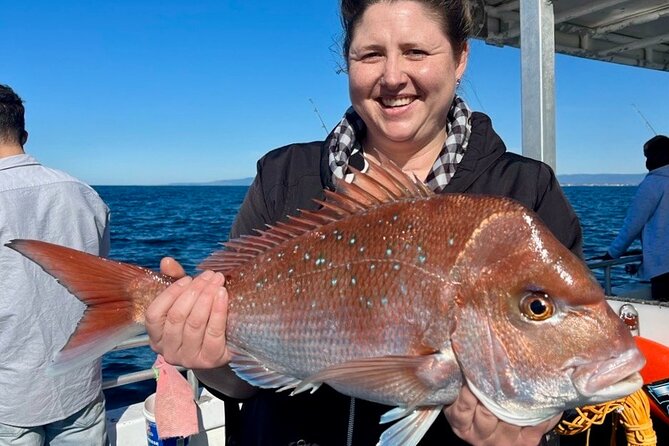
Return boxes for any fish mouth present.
[581,372,644,403]
[569,349,645,402]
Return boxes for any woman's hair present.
[340,0,474,66]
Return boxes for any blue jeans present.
[0,391,107,446]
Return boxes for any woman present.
[147,1,581,445]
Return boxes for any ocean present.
[94,185,641,409]
[96,185,249,410]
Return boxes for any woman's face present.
[348,1,468,152]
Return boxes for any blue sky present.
[3,1,668,185]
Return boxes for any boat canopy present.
[469,0,669,170]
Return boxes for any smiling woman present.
[142,1,584,446]
[346,1,469,180]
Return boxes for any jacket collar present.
[649,164,669,178]
[0,154,40,172]
[443,112,506,193]
[318,112,506,194]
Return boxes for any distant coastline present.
[557,173,645,186]
[168,177,255,187]
[168,173,646,188]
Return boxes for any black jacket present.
[221,112,583,445]
[232,112,582,257]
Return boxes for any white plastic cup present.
[143,393,190,446]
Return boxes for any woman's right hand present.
[145,257,232,369]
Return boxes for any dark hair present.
[340,0,474,67]
[643,134,669,171]
[0,84,27,146]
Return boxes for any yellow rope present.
[555,388,657,445]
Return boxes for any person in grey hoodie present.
[603,135,669,301]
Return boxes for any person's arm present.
[99,209,111,257]
[533,165,583,258]
[607,180,659,258]
[229,168,273,239]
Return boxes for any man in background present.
[0,84,110,445]
[602,134,669,302]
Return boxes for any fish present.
[6,157,645,446]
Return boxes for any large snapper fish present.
[7,158,644,446]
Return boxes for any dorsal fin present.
[198,155,434,273]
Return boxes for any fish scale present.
[222,199,453,373]
[6,156,645,446]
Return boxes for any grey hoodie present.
[608,164,669,279]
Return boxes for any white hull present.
[607,295,669,347]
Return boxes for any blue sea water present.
[94,185,640,409]
[95,186,248,409]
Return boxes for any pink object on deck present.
[153,355,199,439]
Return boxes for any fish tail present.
[6,239,173,374]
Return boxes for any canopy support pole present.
[520,0,556,170]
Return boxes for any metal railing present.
[102,254,646,396]
[102,334,198,397]
[586,254,643,295]
[102,335,156,390]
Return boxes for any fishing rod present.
[631,103,658,136]
[309,98,329,135]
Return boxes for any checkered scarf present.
[327,95,472,192]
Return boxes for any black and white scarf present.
[327,95,472,192]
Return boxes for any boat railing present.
[587,254,643,295]
[102,334,199,396]
[103,254,646,394]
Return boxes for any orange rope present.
[555,389,657,446]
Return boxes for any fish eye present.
[519,292,554,321]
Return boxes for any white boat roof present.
[467,0,669,171]
[472,0,669,72]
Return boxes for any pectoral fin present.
[378,406,443,446]
[228,348,306,391]
[293,355,452,445]
[293,352,459,406]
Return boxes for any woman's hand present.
[443,384,562,446]
[145,257,231,369]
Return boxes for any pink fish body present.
[7,158,644,446]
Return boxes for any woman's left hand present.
[145,257,231,369]
[443,384,562,446]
